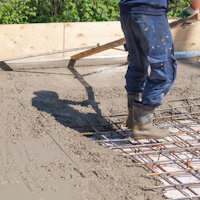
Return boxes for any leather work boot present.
[131,102,170,139]
[126,92,141,129]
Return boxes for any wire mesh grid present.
[82,97,200,200]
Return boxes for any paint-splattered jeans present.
[120,13,177,107]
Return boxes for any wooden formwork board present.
[71,13,200,61]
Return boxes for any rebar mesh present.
[83,97,200,200]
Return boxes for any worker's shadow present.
[32,60,112,133]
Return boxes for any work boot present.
[131,102,170,140]
[126,92,141,129]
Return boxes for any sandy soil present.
[0,59,199,200]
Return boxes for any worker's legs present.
[120,13,177,138]
[121,13,177,107]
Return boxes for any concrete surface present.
[0,59,199,199]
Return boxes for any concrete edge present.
[0,56,128,71]
[1,54,199,71]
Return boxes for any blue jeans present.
[120,13,177,107]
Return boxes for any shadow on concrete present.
[0,62,13,71]
[68,59,102,115]
[32,60,113,134]
[32,90,112,133]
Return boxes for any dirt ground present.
[0,58,199,200]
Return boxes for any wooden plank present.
[71,38,126,60]
[71,13,200,61]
